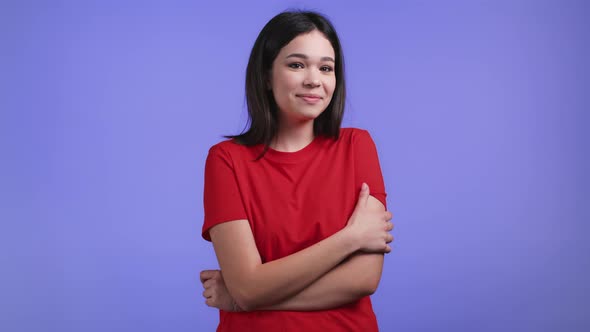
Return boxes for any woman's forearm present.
[212,223,361,311]
[258,252,384,311]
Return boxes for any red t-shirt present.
[202,127,387,332]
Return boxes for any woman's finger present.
[385,234,394,243]
[355,183,370,210]
[203,288,214,299]
[203,278,215,289]
[205,297,215,307]
[384,211,393,221]
[200,270,219,283]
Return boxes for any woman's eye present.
[288,63,304,69]
[320,66,334,72]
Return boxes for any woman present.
[200,11,394,331]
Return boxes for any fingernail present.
[362,183,368,191]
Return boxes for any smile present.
[297,95,322,104]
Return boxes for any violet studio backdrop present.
[1,0,588,331]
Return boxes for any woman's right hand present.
[346,183,394,253]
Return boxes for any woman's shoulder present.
[339,127,373,142]
[335,127,381,153]
[340,127,369,136]
[207,137,258,160]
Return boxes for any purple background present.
[2,0,589,331]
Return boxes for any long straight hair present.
[226,11,346,159]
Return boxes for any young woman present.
[200,11,394,332]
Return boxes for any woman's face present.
[269,30,336,125]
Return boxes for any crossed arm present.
[259,248,384,311]
[204,192,391,312]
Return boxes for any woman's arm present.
[259,252,383,311]
[209,184,393,312]
[201,252,383,312]
[259,196,389,311]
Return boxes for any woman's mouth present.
[297,95,322,104]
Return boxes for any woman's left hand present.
[200,269,242,312]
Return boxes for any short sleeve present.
[202,145,248,241]
[353,129,387,209]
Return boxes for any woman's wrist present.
[340,225,360,254]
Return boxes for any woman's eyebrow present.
[285,53,335,63]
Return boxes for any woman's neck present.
[270,119,315,152]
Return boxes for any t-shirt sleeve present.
[202,145,248,241]
[353,129,387,209]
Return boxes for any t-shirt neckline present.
[258,135,323,163]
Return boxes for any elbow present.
[366,279,379,296]
[226,268,268,312]
[229,287,253,312]
[234,296,253,312]
[230,285,261,312]
[234,293,265,312]
[359,255,384,296]
[360,274,382,296]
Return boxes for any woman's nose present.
[303,75,321,88]
[303,68,321,87]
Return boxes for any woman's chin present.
[295,109,325,121]
[279,106,326,124]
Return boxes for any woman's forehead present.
[278,31,335,60]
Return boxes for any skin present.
[201,30,394,312]
[268,29,336,152]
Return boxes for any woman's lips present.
[297,95,322,104]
